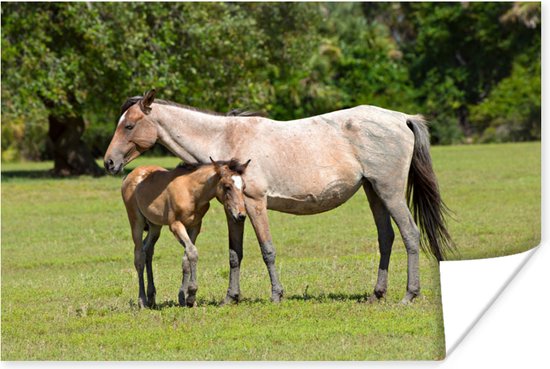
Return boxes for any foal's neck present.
[189,166,220,205]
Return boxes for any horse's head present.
[104,89,158,175]
[211,157,251,223]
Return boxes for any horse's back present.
[241,105,418,214]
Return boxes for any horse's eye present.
[224,184,231,191]
[125,124,134,130]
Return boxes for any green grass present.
[1,142,540,360]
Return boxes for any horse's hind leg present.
[363,181,395,302]
[143,223,161,307]
[368,179,421,304]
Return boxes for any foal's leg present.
[130,218,148,308]
[245,197,284,302]
[372,183,421,304]
[178,222,201,307]
[143,223,161,307]
[170,221,199,307]
[363,181,395,302]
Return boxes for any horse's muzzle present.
[104,158,123,175]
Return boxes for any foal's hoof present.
[186,296,197,308]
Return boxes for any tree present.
[398,2,540,143]
[1,2,541,165]
[2,3,106,175]
[1,2,321,173]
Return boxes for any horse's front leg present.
[178,222,201,307]
[222,210,245,305]
[170,221,199,307]
[245,197,284,302]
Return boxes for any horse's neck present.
[153,105,226,163]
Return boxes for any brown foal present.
[121,158,250,308]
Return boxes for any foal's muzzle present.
[234,212,247,223]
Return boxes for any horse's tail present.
[406,116,455,261]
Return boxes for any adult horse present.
[104,89,453,304]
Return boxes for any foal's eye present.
[125,124,134,130]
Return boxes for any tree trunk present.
[47,113,104,177]
[457,105,472,138]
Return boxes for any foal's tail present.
[406,117,455,261]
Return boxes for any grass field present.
[1,142,540,360]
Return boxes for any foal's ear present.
[210,156,221,173]
[243,159,252,170]
[139,89,157,114]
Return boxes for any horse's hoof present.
[270,290,283,303]
[365,294,381,304]
[138,298,148,309]
[400,291,419,305]
[220,294,239,306]
[147,294,156,308]
[178,290,186,307]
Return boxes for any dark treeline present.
[1,2,540,175]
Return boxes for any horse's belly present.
[267,178,363,215]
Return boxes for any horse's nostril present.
[104,158,114,171]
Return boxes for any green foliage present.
[1,2,541,162]
[470,55,541,143]
[398,2,540,143]
[1,2,320,159]
[1,143,540,359]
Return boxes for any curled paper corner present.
[440,246,540,356]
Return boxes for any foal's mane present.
[120,95,264,118]
[176,159,248,175]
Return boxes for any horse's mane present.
[176,158,248,175]
[120,95,264,118]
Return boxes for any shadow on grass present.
[141,292,371,311]
[1,169,107,181]
[287,291,368,303]
[133,299,223,311]
[1,169,55,180]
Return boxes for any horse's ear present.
[139,89,156,114]
[243,159,252,170]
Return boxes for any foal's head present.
[104,89,159,174]
[211,158,251,223]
